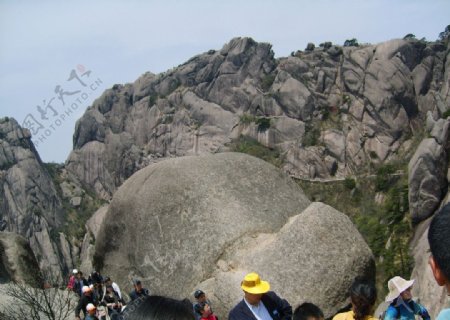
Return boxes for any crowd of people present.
[70,203,450,320]
[68,271,150,320]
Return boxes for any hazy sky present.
[1,0,449,162]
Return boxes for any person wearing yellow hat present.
[229,272,292,320]
[381,276,430,320]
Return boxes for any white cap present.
[72,269,78,274]
[86,303,96,311]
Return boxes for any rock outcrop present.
[0,232,40,284]
[408,116,450,319]
[198,202,375,318]
[0,118,68,278]
[408,118,449,223]
[410,216,449,319]
[67,37,450,204]
[79,204,109,273]
[94,153,374,318]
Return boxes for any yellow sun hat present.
[241,272,270,294]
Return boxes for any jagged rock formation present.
[0,118,69,277]
[67,37,450,214]
[409,118,449,223]
[0,232,40,284]
[1,34,449,317]
[79,204,108,273]
[93,153,374,318]
[408,117,449,319]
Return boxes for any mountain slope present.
[67,37,450,207]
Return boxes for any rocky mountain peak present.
[66,37,450,203]
[0,117,72,278]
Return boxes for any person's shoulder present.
[229,299,245,314]
[385,304,398,314]
[264,291,282,300]
[436,308,450,320]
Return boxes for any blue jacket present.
[228,291,292,320]
[384,299,430,320]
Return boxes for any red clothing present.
[201,314,217,320]
[67,275,75,289]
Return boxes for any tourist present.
[382,276,430,320]
[293,303,324,320]
[104,276,122,299]
[228,272,292,320]
[195,302,217,320]
[67,268,78,291]
[102,284,125,318]
[428,202,450,320]
[75,286,96,320]
[193,290,213,320]
[85,303,99,320]
[332,279,377,320]
[74,271,88,297]
[129,279,150,301]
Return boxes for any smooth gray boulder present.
[94,153,374,318]
[198,202,375,318]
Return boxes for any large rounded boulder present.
[94,152,374,318]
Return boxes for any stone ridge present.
[66,37,450,205]
[0,117,69,278]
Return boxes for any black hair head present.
[428,202,450,281]
[350,278,377,320]
[293,302,324,320]
[194,302,206,315]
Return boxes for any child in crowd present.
[293,303,324,320]
[195,302,217,320]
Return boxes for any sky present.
[1,0,449,163]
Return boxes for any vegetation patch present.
[303,122,321,147]
[261,74,276,92]
[44,163,107,242]
[239,114,271,132]
[296,165,412,302]
[227,135,282,167]
[256,117,271,132]
[442,109,450,119]
[239,113,257,125]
